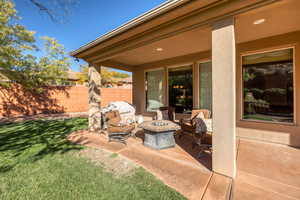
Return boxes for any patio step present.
[202,173,232,200]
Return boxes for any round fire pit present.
[139,120,180,150]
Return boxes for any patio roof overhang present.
[75,0,300,179]
[70,0,290,71]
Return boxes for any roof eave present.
[70,0,190,58]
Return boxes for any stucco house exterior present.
[71,0,300,179]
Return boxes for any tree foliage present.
[78,65,130,86]
[77,64,88,84]
[0,0,70,90]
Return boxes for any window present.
[199,61,212,112]
[242,48,294,123]
[168,65,193,113]
[145,69,164,111]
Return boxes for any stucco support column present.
[88,64,102,131]
[212,17,236,178]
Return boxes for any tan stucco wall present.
[132,31,300,147]
[132,69,145,115]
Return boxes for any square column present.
[88,64,102,131]
[212,17,236,178]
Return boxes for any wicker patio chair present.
[104,110,135,145]
[179,109,212,155]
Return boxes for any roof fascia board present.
[88,0,279,64]
[73,0,223,58]
[96,60,134,72]
[85,0,226,62]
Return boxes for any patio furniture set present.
[102,102,212,155]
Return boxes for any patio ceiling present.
[105,0,300,68]
[115,26,212,66]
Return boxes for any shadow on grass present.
[0,118,88,173]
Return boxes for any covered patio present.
[68,129,300,200]
[71,0,300,199]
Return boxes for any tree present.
[37,36,70,86]
[77,64,89,85]
[110,70,130,79]
[78,65,130,86]
[0,0,70,90]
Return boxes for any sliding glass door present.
[168,65,193,113]
[145,69,164,111]
[199,61,212,112]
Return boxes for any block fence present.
[0,85,132,117]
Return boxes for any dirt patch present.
[78,147,138,177]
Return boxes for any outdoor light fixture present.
[156,47,163,51]
[253,18,265,25]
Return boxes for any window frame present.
[240,46,296,125]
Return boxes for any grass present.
[0,118,186,200]
[110,153,119,158]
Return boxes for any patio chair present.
[104,110,135,145]
[154,106,176,121]
[179,109,212,155]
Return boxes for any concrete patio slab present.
[69,130,300,200]
[202,173,232,200]
[67,130,141,153]
[68,130,219,200]
[119,143,212,200]
[234,139,300,200]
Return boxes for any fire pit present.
[152,121,169,126]
[138,120,180,150]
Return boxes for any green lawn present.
[0,118,185,200]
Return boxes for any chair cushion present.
[108,124,135,133]
[191,109,211,119]
[193,118,207,134]
[156,110,163,120]
[195,112,205,119]
[105,111,121,127]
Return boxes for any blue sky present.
[14,0,167,72]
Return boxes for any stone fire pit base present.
[144,130,176,150]
[139,120,180,150]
